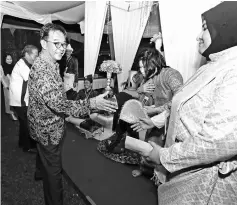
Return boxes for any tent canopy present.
[1,1,85,24]
[1,1,160,37]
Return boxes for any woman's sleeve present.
[159,69,237,173]
[154,69,184,113]
[167,68,183,95]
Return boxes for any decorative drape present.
[159,0,221,82]
[84,1,108,76]
[13,3,52,25]
[111,1,153,91]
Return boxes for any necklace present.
[84,89,92,100]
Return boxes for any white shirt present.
[9,58,30,106]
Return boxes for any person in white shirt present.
[9,45,39,152]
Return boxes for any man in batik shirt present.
[27,23,117,205]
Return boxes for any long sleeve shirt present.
[157,46,237,205]
[27,52,92,146]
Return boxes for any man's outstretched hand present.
[93,91,118,113]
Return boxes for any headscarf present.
[202,2,237,59]
[2,54,14,75]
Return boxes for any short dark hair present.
[40,23,67,40]
[138,47,167,80]
[21,45,38,57]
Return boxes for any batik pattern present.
[27,53,91,146]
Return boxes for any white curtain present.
[111,1,153,91]
[159,0,221,82]
[0,13,4,65]
[0,13,4,27]
[84,1,108,76]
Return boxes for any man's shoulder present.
[30,57,51,81]
[33,56,48,69]
[14,58,24,68]
[13,59,28,72]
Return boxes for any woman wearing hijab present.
[131,2,237,204]
[1,53,17,120]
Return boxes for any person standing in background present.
[9,45,39,152]
[65,43,79,88]
[1,53,17,120]
[77,74,98,100]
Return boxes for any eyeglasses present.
[45,40,68,49]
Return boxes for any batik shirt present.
[27,52,93,146]
[158,46,237,205]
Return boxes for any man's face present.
[66,50,72,58]
[28,49,39,65]
[45,30,67,62]
[84,80,92,90]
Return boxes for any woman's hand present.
[144,105,158,115]
[131,117,155,132]
[93,91,118,113]
[138,81,155,94]
[142,141,162,165]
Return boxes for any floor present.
[1,89,87,205]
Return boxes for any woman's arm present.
[159,69,237,173]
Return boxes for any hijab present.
[202,2,237,59]
[2,54,14,75]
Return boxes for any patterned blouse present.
[158,46,237,204]
[152,67,183,109]
[139,67,183,111]
[27,52,94,146]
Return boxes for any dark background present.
[1,15,152,79]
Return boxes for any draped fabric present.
[0,1,30,22]
[111,1,153,92]
[84,1,108,76]
[159,0,221,82]
[0,13,3,27]
[13,3,52,24]
[0,13,4,65]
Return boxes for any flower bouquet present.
[100,60,122,91]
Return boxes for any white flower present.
[100,60,122,74]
